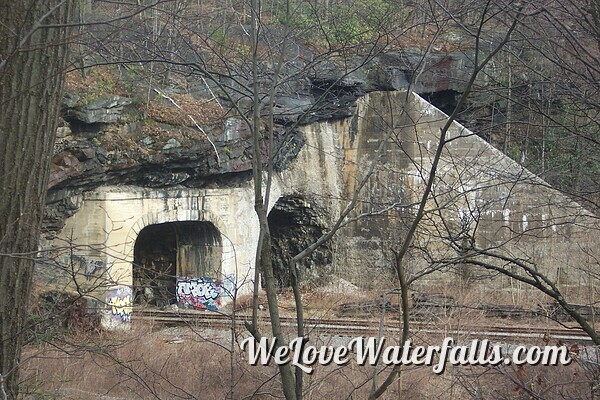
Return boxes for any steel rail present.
[133,308,594,343]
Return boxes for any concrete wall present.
[41,90,600,328]
[43,186,271,329]
[301,91,600,289]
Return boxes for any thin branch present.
[152,88,220,164]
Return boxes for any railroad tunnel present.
[133,221,222,307]
[268,196,332,288]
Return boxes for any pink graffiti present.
[176,277,222,311]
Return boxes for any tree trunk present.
[0,1,74,398]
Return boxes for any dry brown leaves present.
[146,94,226,128]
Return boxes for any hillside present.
[1,1,598,399]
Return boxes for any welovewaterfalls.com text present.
[240,337,572,374]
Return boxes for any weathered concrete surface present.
[41,186,276,329]
[292,91,599,288]
[40,90,599,328]
[274,90,599,291]
[409,91,598,287]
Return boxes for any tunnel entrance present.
[421,89,460,116]
[133,221,222,308]
[268,196,332,288]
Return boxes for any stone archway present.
[267,196,332,288]
[132,221,222,308]
[48,186,265,327]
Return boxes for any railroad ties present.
[338,293,600,323]
[133,302,594,344]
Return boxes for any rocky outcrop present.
[45,50,472,231]
[188,51,473,125]
[63,94,133,124]
[46,110,303,231]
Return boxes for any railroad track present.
[133,308,594,343]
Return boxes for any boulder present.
[162,138,181,150]
[65,95,132,124]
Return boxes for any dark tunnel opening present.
[267,196,332,288]
[133,221,222,307]
[421,89,461,116]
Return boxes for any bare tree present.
[14,0,599,399]
[0,1,76,398]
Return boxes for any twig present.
[153,88,220,164]
[200,76,224,109]
[0,0,67,73]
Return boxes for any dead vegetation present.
[20,277,598,399]
[20,319,597,400]
[20,324,279,399]
[146,94,227,128]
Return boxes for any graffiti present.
[221,274,236,298]
[176,277,223,311]
[70,255,105,281]
[86,259,105,279]
[106,287,133,322]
